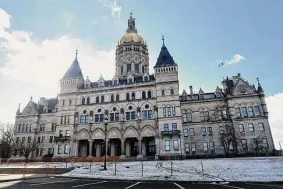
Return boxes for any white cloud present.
[266,93,283,150]
[63,12,74,28]
[227,53,246,65]
[98,0,122,18]
[0,8,115,123]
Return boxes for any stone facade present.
[13,13,274,160]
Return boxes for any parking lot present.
[0,177,283,189]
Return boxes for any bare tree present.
[249,135,268,156]
[13,140,42,163]
[0,123,14,158]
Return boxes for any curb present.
[0,176,51,183]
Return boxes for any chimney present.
[189,86,193,94]
[39,97,45,106]
[237,73,241,77]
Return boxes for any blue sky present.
[0,0,282,147]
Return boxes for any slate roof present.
[154,43,177,68]
[62,57,84,79]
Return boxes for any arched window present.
[86,97,90,105]
[81,98,85,105]
[147,91,152,99]
[142,104,153,119]
[162,90,165,97]
[111,94,114,102]
[94,108,104,123]
[182,109,192,123]
[126,105,136,120]
[131,92,135,100]
[96,96,99,104]
[170,89,174,95]
[126,93,130,101]
[101,95,104,103]
[110,107,119,122]
[142,91,146,99]
[116,94,120,101]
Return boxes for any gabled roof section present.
[62,50,84,79]
[154,36,177,68]
[21,98,42,116]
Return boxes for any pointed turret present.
[62,50,84,79]
[16,103,21,115]
[154,35,177,68]
[257,77,264,93]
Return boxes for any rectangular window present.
[80,115,85,123]
[185,143,190,152]
[208,127,213,135]
[22,137,25,144]
[200,112,205,121]
[172,123,177,131]
[201,127,206,136]
[59,130,63,137]
[199,94,204,100]
[58,145,62,154]
[65,130,69,136]
[254,106,261,116]
[248,123,254,132]
[126,112,131,120]
[163,107,166,117]
[131,111,135,120]
[209,141,214,150]
[99,114,104,122]
[242,107,248,117]
[120,66,123,75]
[37,136,40,143]
[163,124,169,131]
[127,64,131,73]
[49,136,53,143]
[64,116,66,124]
[85,115,89,123]
[259,123,265,131]
[191,142,196,152]
[110,113,115,122]
[172,107,176,116]
[203,142,208,152]
[115,113,119,121]
[60,116,63,124]
[68,115,70,123]
[48,148,52,154]
[18,124,21,133]
[262,138,268,148]
[189,128,195,136]
[41,136,45,143]
[173,140,179,151]
[95,114,99,122]
[241,139,247,148]
[183,129,188,137]
[167,107,171,116]
[27,136,31,143]
[182,114,187,122]
[165,140,170,151]
[248,106,254,117]
[51,123,56,131]
[134,63,139,73]
[239,124,244,132]
[40,148,43,156]
[64,144,69,154]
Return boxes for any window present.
[82,97,85,105]
[120,66,123,74]
[248,106,254,117]
[36,149,39,157]
[172,107,176,116]
[58,145,62,154]
[163,124,169,131]
[86,97,90,105]
[116,94,120,101]
[27,136,31,143]
[96,96,99,103]
[62,100,65,106]
[65,130,69,136]
[101,95,104,103]
[248,123,254,132]
[22,137,25,144]
[167,107,171,116]
[189,128,195,136]
[144,76,148,82]
[127,64,131,73]
[142,110,152,119]
[41,136,45,143]
[165,140,170,151]
[191,143,196,152]
[51,123,56,131]
[173,140,179,151]
[69,99,72,105]
[199,94,204,100]
[162,90,165,97]
[216,92,221,98]
[49,136,53,143]
[182,110,192,123]
[18,124,21,132]
[239,124,244,132]
[40,148,43,156]
[185,143,190,152]
[262,138,268,148]
[48,148,53,154]
[254,106,261,116]
[80,115,89,123]
[201,127,206,136]
[29,124,32,132]
[242,107,248,117]
[126,93,130,101]
[241,139,247,148]
[64,144,69,154]
[170,89,174,95]
[208,127,213,135]
[16,137,19,144]
[200,111,209,121]
[125,106,135,120]
[259,123,265,131]
[219,126,224,133]
[110,94,114,102]
[95,113,104,122]
[203,142,208,151]
[110,113,119,122]
[37,137,40,143]
[172,123,177,131]
[209,141,214,150]
[183,129,188,137]
[129,78,133,84]
[59,130,63,137]
[131,92,135,100]
[134,63,139,73]
[147,91,152,98]
[163,107,166,117]
[142,91,146,99]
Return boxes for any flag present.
[218,61,224,67]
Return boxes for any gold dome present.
[120,32,145,44]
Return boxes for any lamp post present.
[103,115,109,170]
[88,111,94,157]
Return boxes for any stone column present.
[126,141,130,157]
[110,142,115,156]
[120,139,126,159]
[88,139,93,157]
[96,143,101,157]
[137,138,143,159]
[142,141,146,156]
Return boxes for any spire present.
[127,11,137,33]
[62,50,84,79]
[154,35,177,68]
[257,77,264,93]
[16,103,21,115]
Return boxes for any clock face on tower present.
[237,85,247,94]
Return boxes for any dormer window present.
[199,94,204,100]
[144,76,148,82]
[216,92,221,98]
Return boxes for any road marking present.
[174,182,185,189]
[30,179,78,186]
[72,181,107,188]
[246,183,283,188]
[211,183,245,189]
[125,182,141,189]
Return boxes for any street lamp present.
[103,113,109,170]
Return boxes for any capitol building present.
[13,13,274,160]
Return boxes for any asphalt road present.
[0,177,283,189]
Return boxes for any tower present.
[60,50,84,94]
[115,12,149,78]
[257,77,268,117]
